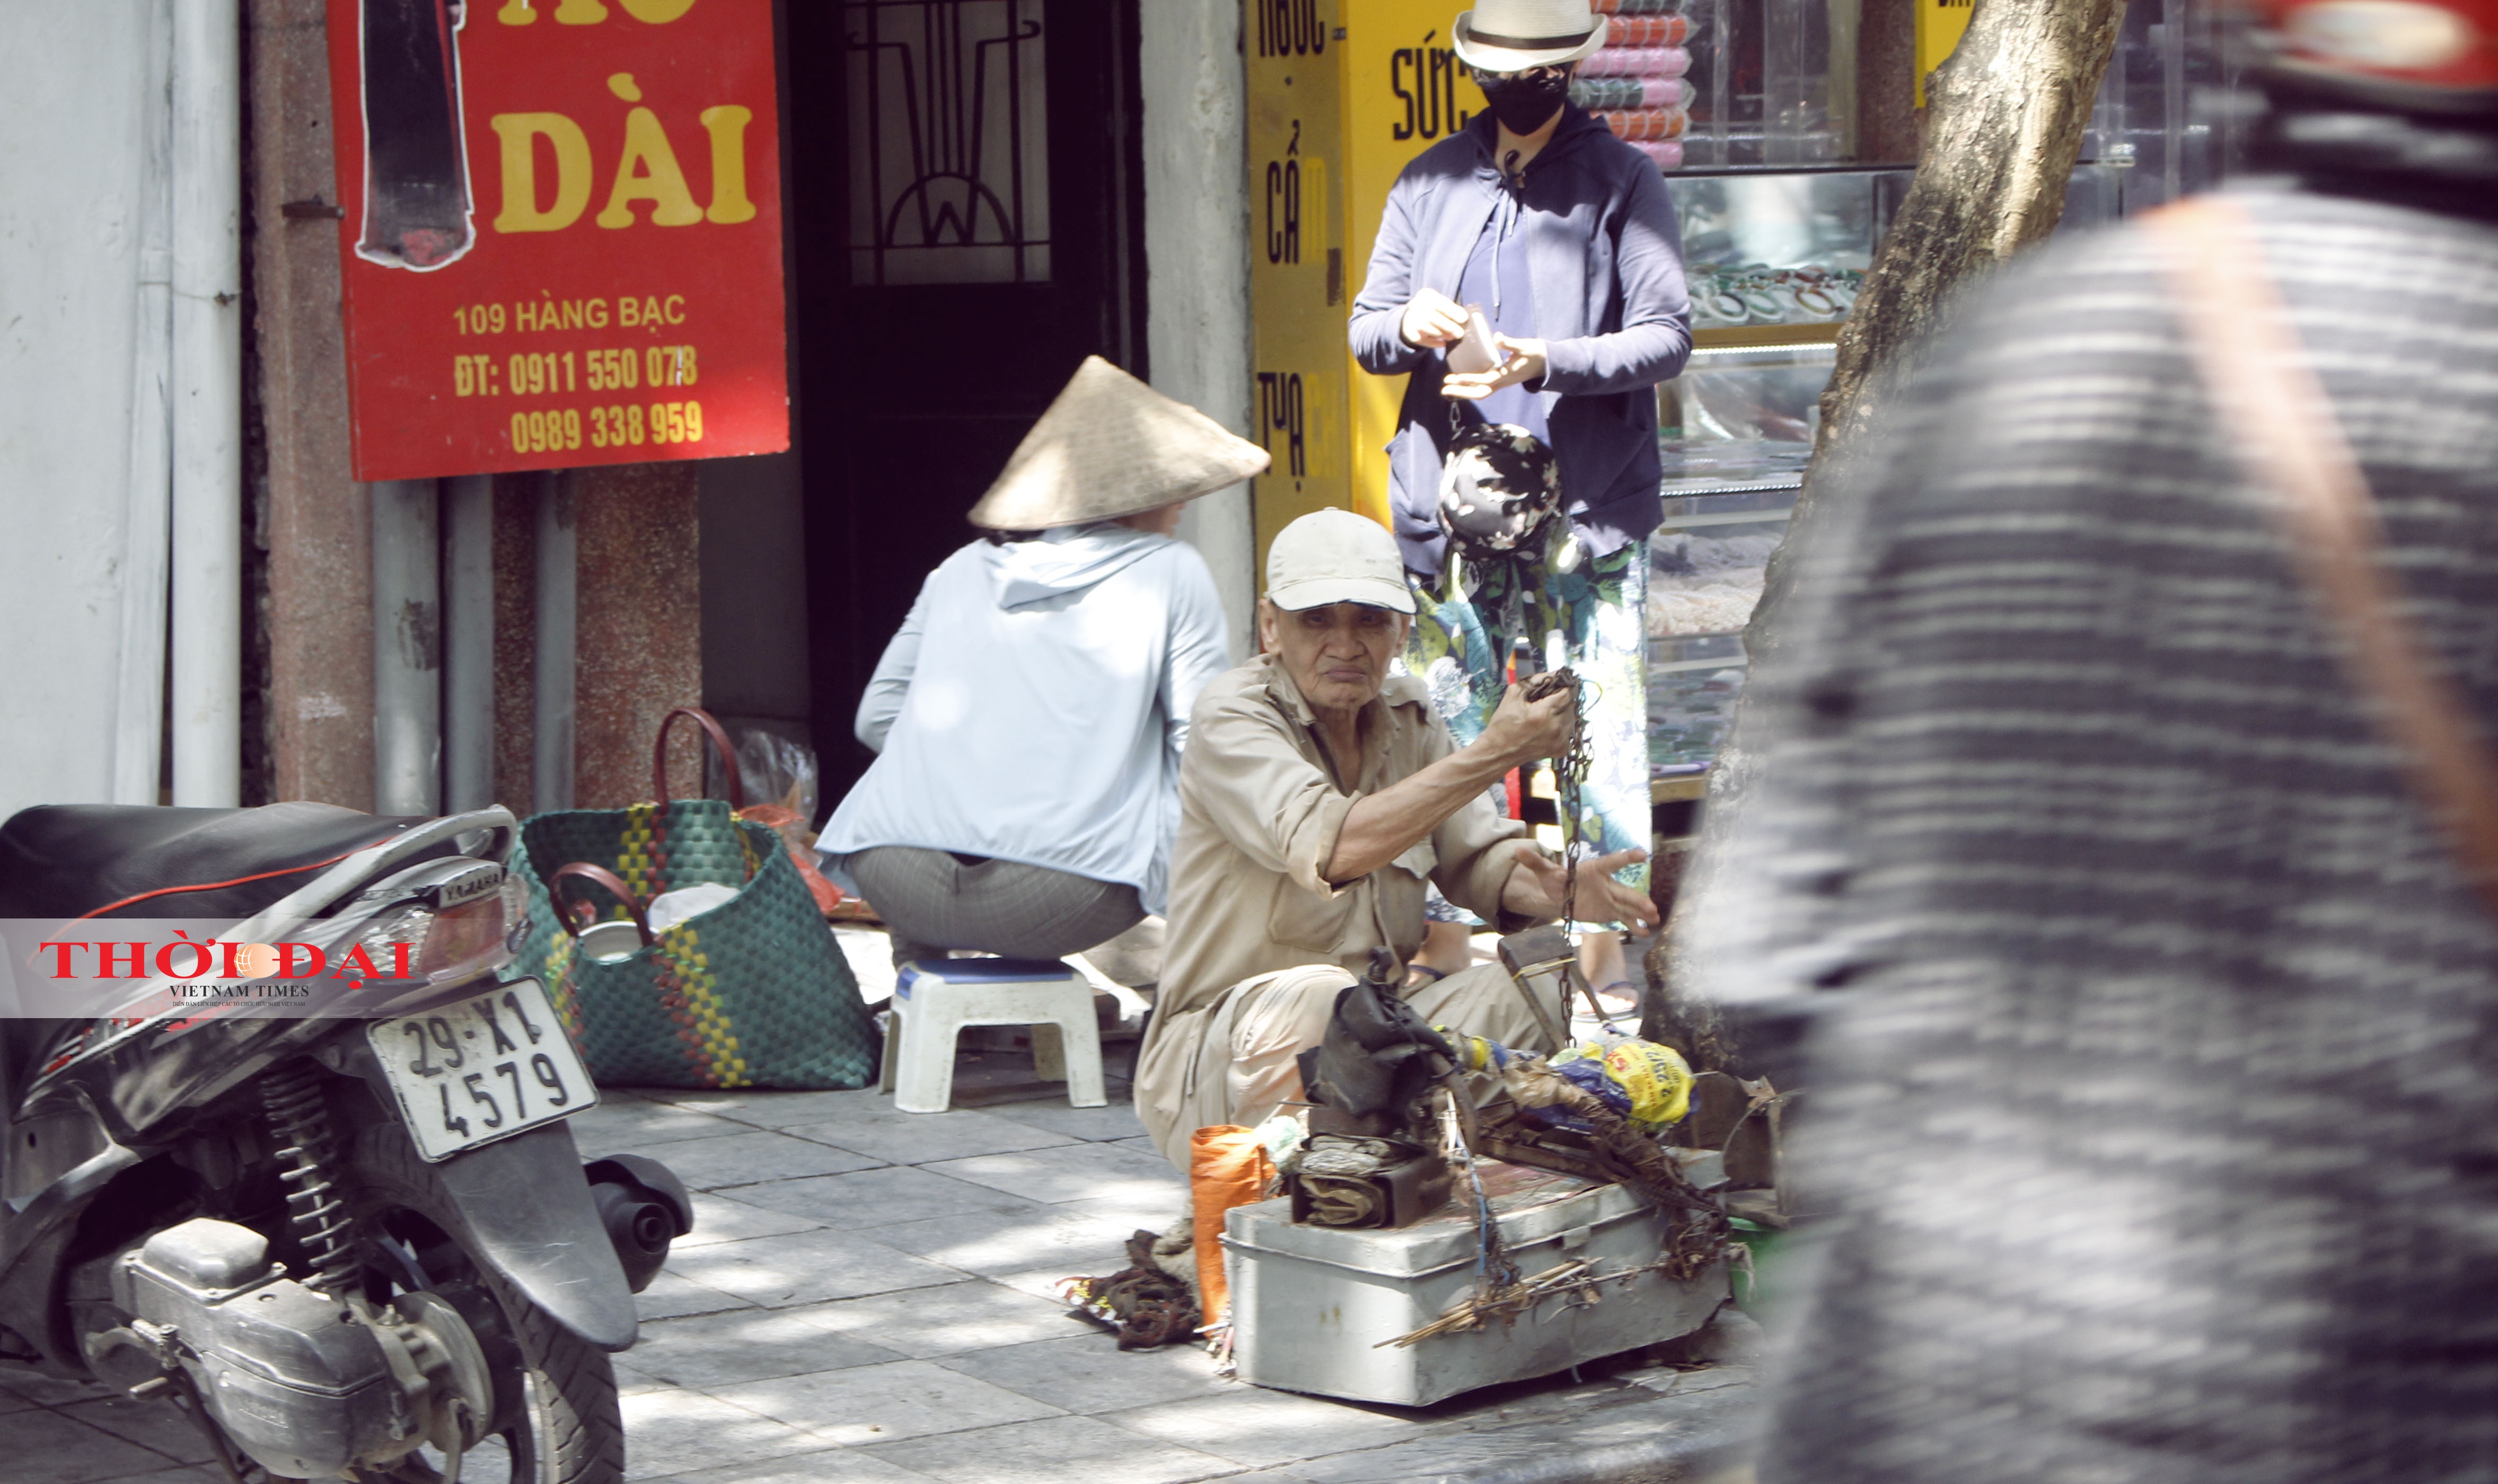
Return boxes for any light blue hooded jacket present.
[817,523,1231,916]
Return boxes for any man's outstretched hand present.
[1473,681,1577,772]
[1501,844,1659,932]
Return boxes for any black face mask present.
[1475,68,1571,136]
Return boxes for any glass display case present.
[1649,632,1751,776]
[1671,169,1912,342]
[1620,0,2251,793]
[1646,492,1790,778]
[1659,344,1833,492]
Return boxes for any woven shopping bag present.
[505,707,879,1089]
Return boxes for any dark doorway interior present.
[788,0,1148,805]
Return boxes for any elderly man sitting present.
[1133,509,1658,1168]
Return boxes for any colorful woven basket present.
[503,710,879,1090]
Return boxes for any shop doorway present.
[788,0,1148,798]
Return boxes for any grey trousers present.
[839,846,1146,968]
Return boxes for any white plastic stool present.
[878,957,1107,1114]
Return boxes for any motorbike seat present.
[0,802,426,921]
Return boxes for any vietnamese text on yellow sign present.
[1914,0,1976,108]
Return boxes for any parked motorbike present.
[0,800,690,1483]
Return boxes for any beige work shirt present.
[1154,653,1529,1021]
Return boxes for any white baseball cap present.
[1265,509,1417,614]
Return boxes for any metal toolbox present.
[1223,1163,1727,1406]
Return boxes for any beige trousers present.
[1133,961,1567,1171]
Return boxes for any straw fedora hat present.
[1452,0,1608,70]
[966,357,1272,530]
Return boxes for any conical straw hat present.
[966,357,1272,529]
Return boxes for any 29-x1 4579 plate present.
[368,979,598,1162]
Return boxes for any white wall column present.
[168,0,244,806]
[1142,0,1257,658]
[0,3,172,823]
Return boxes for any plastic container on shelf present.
[1594,0,1687,13]
[1570,74,1695,110]
[1607,13,1694,46]
[1599,107,1690,140]
[1581,44,1693,77]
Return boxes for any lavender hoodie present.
[1350,105,1693,576]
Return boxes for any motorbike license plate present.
[369,980,598,1162]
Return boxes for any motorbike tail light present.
[356,879,516,989]
[417,889,514,982]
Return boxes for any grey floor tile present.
[788,1280,1090,1360]
[619,1387,833,1481]
[931,1333,1227,1415]
[1098,1386,1428,1468]
[0,1407,186,1484]
[989,1264,1130,1306]
[672,1191,829,1249]
[858,1414,1234,1484]
[1053,1192,1194,1239]
[92,1472,222,1484]
[922,1143,1187,1209]
[637,1270,759,1321]
[610,1356,674,1397]
[56,1394,213,1465]
[629,1304,908,1388]
[779,1107,1077,1166]
[0,1368,105,1408]
[656,1088,889,1127]
[639,1444,945,1484]
[570,1098,755,1153]
[983,1101,1150,1144]
[656,1131,890,1191]
[665,1229,966,1308]
[855,1205,1134,1280]
[711,1358,1063,1447]
[717,1165,1048,1231]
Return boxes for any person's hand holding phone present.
[1442,334,1549,400]
[1399,288,1470,349]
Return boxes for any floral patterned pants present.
[1402,538,1651,923]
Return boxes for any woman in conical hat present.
[818,357,1269,971]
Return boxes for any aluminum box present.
[1224,1162,1727,1406]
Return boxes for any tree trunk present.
[1647,0,2128,1030]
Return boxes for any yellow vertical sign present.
[1245,2,1349,581]
[1914,0,1975,108]
[1336,2,1484,541]
[1245,0,1484,580]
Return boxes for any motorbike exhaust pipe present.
[580,1155,693,1293]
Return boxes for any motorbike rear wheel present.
[346,1116,625,1484]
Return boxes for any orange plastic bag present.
[1190,1126,1276,1329]
[735,802,845,915]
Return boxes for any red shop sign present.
[325,0,787,480]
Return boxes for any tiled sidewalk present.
[583,1075,1754,1484]
[4,1077,1752,1484]
[10,940,1753,1484]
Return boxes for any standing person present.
[1691,2,2498,1477]
[818,357,1266,969]
[1350,0,1692,1010]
